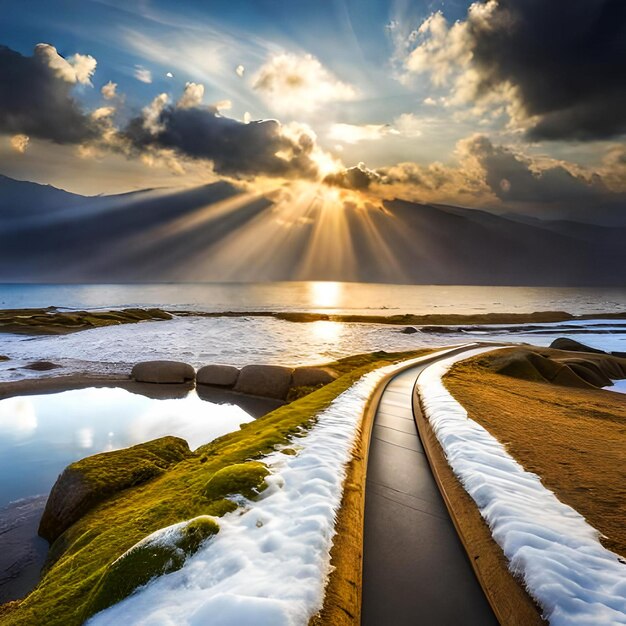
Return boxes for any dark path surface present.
[361,359,498,626]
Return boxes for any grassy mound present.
[0,349,426,625]
[202,462,269,501]
[40,436,192,544]
[85,516,219,619]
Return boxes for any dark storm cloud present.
[323,163,382,190]
[125,104,320,179]
[0,44,97,143]
[463,135,611,204]
[466,0,626,140]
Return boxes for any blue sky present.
[0,0,624,222]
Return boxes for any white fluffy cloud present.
[253,52,357,114]
[101,81,117,100]
[134,65,152,84]
[177,82,205,109]
[142,93,169,134]
[35,43,97,86]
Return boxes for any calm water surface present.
[1,282,626,315]
[0,388,253,508]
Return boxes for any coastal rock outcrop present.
[400,326,418,334]
[550,338,606,354]
[292,366,337,387]
[23,360,61,371]
[234,364,294,400]
[486,348,626,390]
[196,364,240,387]
[131,360,195,384]
[39,437,192,543]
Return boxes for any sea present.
[1,282,626,381]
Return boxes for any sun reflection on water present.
[308,320,343,342]
[309,281,342,309]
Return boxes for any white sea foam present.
[417,348,626,626]
[87,349,458,626]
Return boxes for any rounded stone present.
[234,364,293,399]
[196,364,240,387]
[131,360,195,384]
[292,366,337,388]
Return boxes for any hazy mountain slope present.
[0,175,623,285]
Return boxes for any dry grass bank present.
[444,348,626,557]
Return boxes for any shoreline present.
[1,306,626,336]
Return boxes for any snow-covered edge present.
[88,347,464,626]
[417,347,626,626]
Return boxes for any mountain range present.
[0,174,624,286]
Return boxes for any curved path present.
[361,350,498,626]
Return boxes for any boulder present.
[400,326,418,334]
[418,325,458,334]
[550,338,605,354]
[39,436,191,543]
[131,360,195,384]
[292,366,337,388]
[23,360,61,371]
[196,364,240,387]
[234,364,293,399]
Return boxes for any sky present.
[1,0,625,223]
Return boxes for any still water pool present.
[0,387,254,508]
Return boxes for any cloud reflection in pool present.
[0,387,254,508]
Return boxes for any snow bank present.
[417,348,626,626]
[88,349,460,626]
[605,380,626,395]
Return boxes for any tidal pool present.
[0,387,255,508]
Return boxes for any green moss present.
[40,436,192,545]
[85,516,219,619]
[0,347,429,626]
[203,462,269,501]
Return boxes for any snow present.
[417,348,626,626]
[605,380,626,394]
[88,348,465,626]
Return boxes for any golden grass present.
[444,348,626,557]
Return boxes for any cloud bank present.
[403,0,626,140]
[0,44,98,143]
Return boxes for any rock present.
[234,364,293,399]
[85,516,219,619]
[400,326,418,334]
[418,325,458,334]
[131,360,195,384]
[196,364,240,387]
[39,436,191,544]
[23,360,61,371]
[0,355,8,362]
[292,366,337,388]
[550,338,606,354]
[487,348,626,390]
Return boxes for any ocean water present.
[1,282,626,315]
[1,283,625,381]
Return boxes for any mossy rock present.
[85,516,219,620]
[39,436,192,544]
[203,461,269,501]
